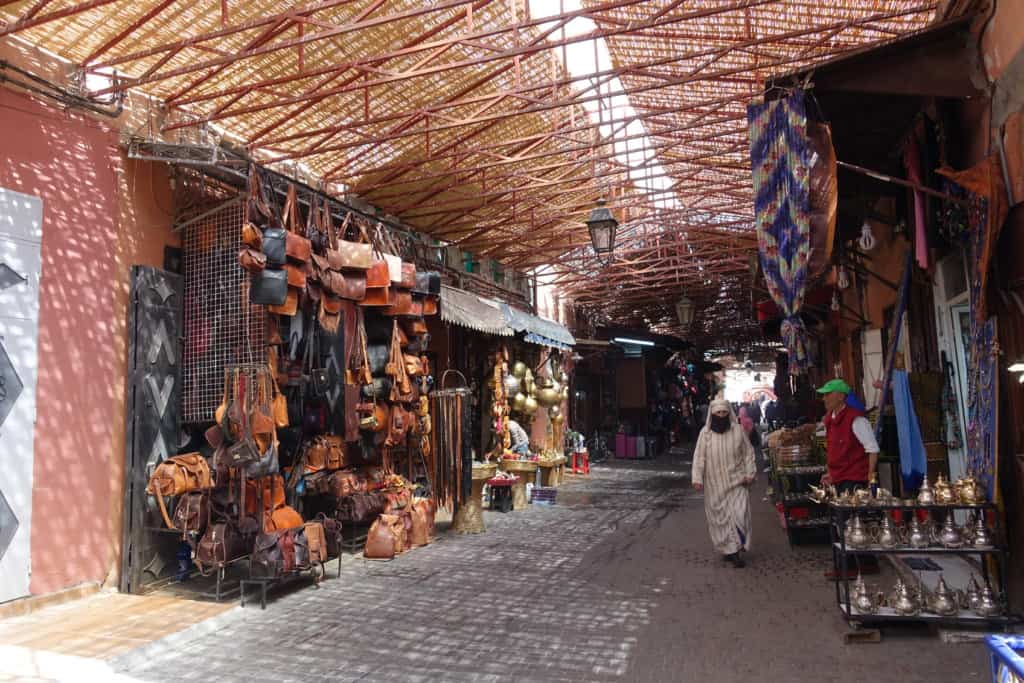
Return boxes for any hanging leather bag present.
[316,513,342,558]
[146,453,212,530]
[238,247,266,273]
[250,268,288,306]
[338,216,373,270]
[412,271,441,296]
[172,491,209,537]
[283,184,311,264]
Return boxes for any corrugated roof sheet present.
[500,304,575,349]
[440,284,512,336]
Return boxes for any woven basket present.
[500,460,538,474]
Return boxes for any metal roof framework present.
[0,0,939,343]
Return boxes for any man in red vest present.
[818,378,880,578]
[817,378,879,493]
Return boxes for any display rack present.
[831,501,1019,629]
[769,453,829,545]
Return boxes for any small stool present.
[487,478,514,513]
[571,451,590,475]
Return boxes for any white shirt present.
[832,408,880,454]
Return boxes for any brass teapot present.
[873,515,902,549]
[851,574,877,615]
[892,579,921,616]
[852,487,873,507]
[934,515,964,549]
[928,575,959,616]
[975,585,1002,617]
[934,474,957,505]
[905,515,931,549]
[956,474,985,505]
[916,476,936,506]
[844,514,872,549]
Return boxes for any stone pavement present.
[101,454,990,683]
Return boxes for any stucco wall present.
[0,87,173,595]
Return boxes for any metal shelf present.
[774,465,827,476]
[830,502,996,512]
[840,604,1017,626]
[832,542,1003,555]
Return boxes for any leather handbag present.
[382,287,413,316]
[283,184,311,264]
[337,217,373,270]
[375,224,403,284]
[319,296,341,334]
[365,260,389,288]
[399,262,416,289]
[384,404,413,448]
[252,529,296,578]
[146,454,212,530]
[307,437,328,472]
[335,492,385,523]
[344,384,361,443]
[243,441,280,479]
[403,353,424,377]
[239,247,266,273]
[412,271,441,296]
[324,435,346,469]
[196,520,256,570]
[421,295,438,316]
[285,263,307,288]
[268,286,299,316]
[300,521,328,565]
[323,270,366,301]
[359,284,390,307]
[250,268,288,306]
[172,491,209,537]
[402,318,429,336]
[316,513,342,558]
[264,504,304,532]
[364,517,397,560]
[244,474,287,515]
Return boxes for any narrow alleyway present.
[111,456,987,683]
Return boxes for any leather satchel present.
[285,263,307,288]
[252,529,296,578]
[250,268,288,306]
[238,247,266,273]
[324,435,346,469]
[399,262,416,289]
[316,513,342,558]
[384,404,412,448]
[337,218,373,270]
[262,226,287,267]
[268,286,299,316]
[382,287,413,316]
[172,491,209,537]
[264,504,303,533]
[412,271,441,296]
[403,353,424,377]
[359,284,390,307]
[301,521,328,565]
[196,519,256,571]
[147,454,212,530]
[364,517,397,560]
[283,184,311,264]
[335,491,385,523]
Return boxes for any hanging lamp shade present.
[675,296,695,326]
[585,199,618,254]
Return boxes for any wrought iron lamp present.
[585,199,618,254]
[675,295,695,326]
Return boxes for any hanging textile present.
[902,125,929,270]
[429,371,473,511]
[937,155,1008,501]
[892,369,926,492]
[748,91,812,374]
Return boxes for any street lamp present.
[676,295,695,327]
[585,198,618,254]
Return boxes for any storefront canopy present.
[500,305,575,350]
[440,285,512,337]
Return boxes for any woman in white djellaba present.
[691,399,756,567]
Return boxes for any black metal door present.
[120,266,183,594]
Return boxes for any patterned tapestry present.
[748,92,811,374]
[937,155,1007,500]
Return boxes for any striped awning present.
[440,285,512,337]
[500,305,575,350]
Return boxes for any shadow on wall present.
[0,86,171,595]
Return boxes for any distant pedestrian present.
[691,399,756,568]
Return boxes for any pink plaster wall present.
[979,0,1024,81]
[0,88,172,594]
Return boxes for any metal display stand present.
[831,502,1019,629]
[769,460,829,545]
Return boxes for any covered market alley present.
[1,0,1023,681]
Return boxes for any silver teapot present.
[928,575,958,616]
[851,574,877,615]
[970,515,994,548]
[934,515,964,549]
[964,575,983,612]
[975,585,1002,617]
[956,474,985,505]
[873,515,902,549]
[892,579,921,616]
[905,516,931,549]
[872,487,894,506]
[916,476,935,506]
[844,514,872,549]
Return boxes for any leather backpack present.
[147,453,212,530]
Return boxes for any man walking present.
[692,400,756,568]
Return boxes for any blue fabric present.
[892,370,926,491]
[845,393,865,412]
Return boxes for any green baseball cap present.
[816,378,852,394]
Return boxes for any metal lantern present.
[585,199,618,254]
[675,295,695,326]
[512,392,527,412]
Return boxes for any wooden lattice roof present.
[0,0,939,342]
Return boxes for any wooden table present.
[499,460,538,510]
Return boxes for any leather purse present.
[251,529,296,578]
[323,270,366,301]
[402,318,429,336]
[172,491,209,537]
[283,184,311,264]
[196,519,256,571]
[264,504,304,533]
[316,513,342,558]
[146,454,212,530]
[399,262,416,289]
[421,295,438,316]
[383,287,413,316]
[238,247,266,273]
[359,285,390,307]
[319,296,341,334]
[360,377,392,399]
[250,268,289,306]
[285,263,307,288]
[409,503,430,547]
[337,217,373,270]
[365,260,389,288]
[412,271,441,296]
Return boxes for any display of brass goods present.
[503,374,521,395]
[954,474,985,504]
[512,361,527,379]
[916,476,935,506]
[851,574,877,615]
[905,515,931,549]
[873,515,902,549]
[774,444,813,467]
[934,514,964,549]
[928,575,959,616]
[852,487,872,506]
[844,514,871,549]
[934,474,956,505]
[523,368,535,396]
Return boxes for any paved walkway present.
[1,455,990,682]
[110,455,987,682]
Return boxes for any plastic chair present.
[571,450,590,475]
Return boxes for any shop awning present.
[500,305,575,350]
[440,285,513,337]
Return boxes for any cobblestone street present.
[112,456,988,683]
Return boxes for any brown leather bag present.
[359,285,390,307]
[147,454,212,530]
[196,519,256,571]
[316,513,342,558]
[414,497,436,537]
[337,217,373,270]
[422,295,438,316]
[409,504,430,547]
[364,517,397,560]
[283,184,311,263]
[307,438,328,472]
[238,247,266,273]
[172,491,208,537]
[324,435,346,469]
[383,287,413,316]
[285,263,307,288]
[244,474,287,515]
[319,297,341,334]
[241,222,263,249]
[301,521,328,565]
[268,286,299,316]
[399,262,416,289]
[365,260,389,288]
[403,318,428,336]
[336,491,384,523]
[384,404,412,448]
[324,470,364,497]
[403,353,423,377]
[264,504,304,532]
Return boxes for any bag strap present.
[283,184,298,235]
[153,481,175,530]
[306,193,319,243]
[322,201,337,252]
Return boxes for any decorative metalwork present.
[0,338,24,429]
[0,488,18,562]
[0,263,26,292]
